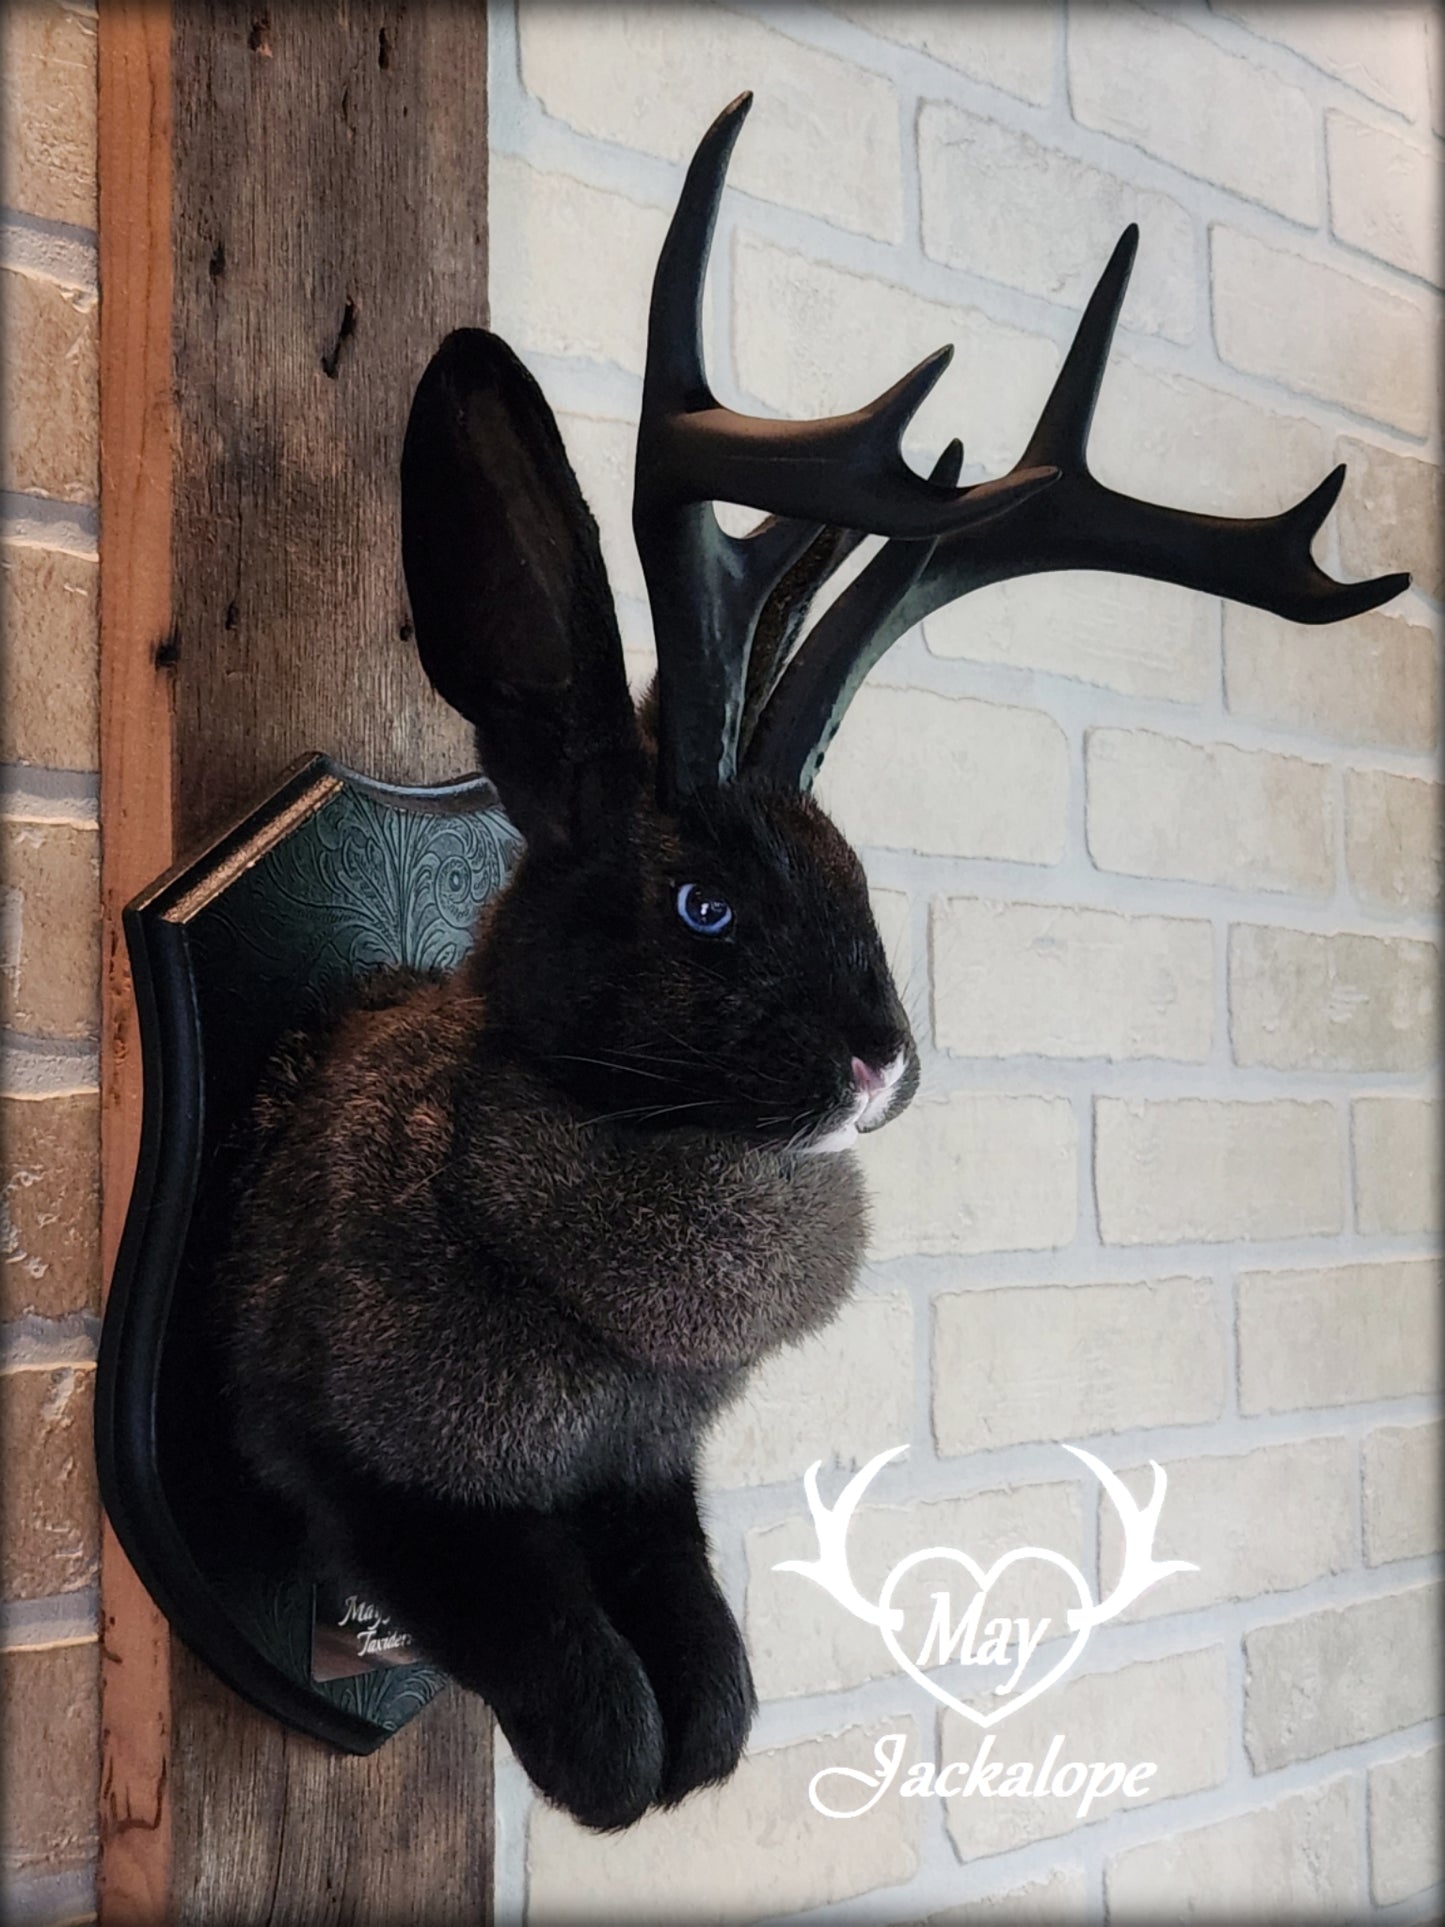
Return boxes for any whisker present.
[540,1051,683,1087]
[580,1097,720,1130]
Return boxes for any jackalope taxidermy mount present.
[220,96,1406,1828]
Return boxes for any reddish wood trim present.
[97,5,175,1920]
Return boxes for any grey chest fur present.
[227,988,871,1509]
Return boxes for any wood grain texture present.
[97,5,176,1920]
[171,1644,495,1926]
[170,0,482,853]
[163,6,494,1918]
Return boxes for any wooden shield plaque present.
[96,755,522,1752]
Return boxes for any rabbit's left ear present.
[402,329,641,845]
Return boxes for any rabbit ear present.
[402,329,642,845]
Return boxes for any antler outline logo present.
[776,1445,1197,1726]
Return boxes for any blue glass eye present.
[676,882,733,936]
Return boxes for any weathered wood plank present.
[171,0,483,853]
[97,5,177,1919]
[162,5,494,1916]
[172,1644,495,1926]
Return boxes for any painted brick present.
[556,411,643,605]
[1228,924,1439,1074]
[1,821,100,1041]
[487,157,669,376]
[1,1095,99,1324]
[826,4,1055,104]
[1364,1421,1442,1566]
[870,887,912,990]
[703,1290,913,1492]
[0,542,100,771]
[933,1278,1225,1456]
[918,102,1194,342]
[2,267,99,505]
[1327,112,1442,284]
[1225,233,1441,450]
[1212,3,1429,119]
[1244,1582,1442,1769]
[0,1643,100,1877]
[1069,3,1317,221]
[925,573,1217,705]
[923,1867,1089,1925]
[817,687,1068,864]
[939,1648,1229,1856]
[0,1369,98,1601]
[748,1480,1082,1700]
[1086,729,1333,898]
[1106,1779,1362,1921]
[1354,1096,1441,1238]
[1091,356,1331,520]
[732,232,1061,477]
[1369,1747,1443,1905]
[519,6,902,242]
[1336,436,1445,604]
[932,897,1214,1062]
[1096,1098,1343,1246]
[1212,226,1434,437]
[526,1717,922,1919]
[1345,769,1441,914]
[1223,603,1438,753]
[1099,1439,1355,1622]
[1237,1260,1440,1413]
[860,1091,1077,1259]
[0,0,98,230]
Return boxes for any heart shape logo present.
[878,1546,1092,1728]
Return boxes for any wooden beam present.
[170,0,484,851]
[99,4,494,1917]
[97,5,176,1921]
[166,6,493,1915]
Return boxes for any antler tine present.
[634,94,1057,803]
[738,524,868,755]
[749,225,1410,791]
[640,91,748,408]
[744,443,965,786]
[1021,223,1136,471]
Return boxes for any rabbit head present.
[397,96,1062,1154]
[402,329,917,1155]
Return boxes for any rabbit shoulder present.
[224,969,867,1510]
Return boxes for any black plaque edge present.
[95,754,500,1755]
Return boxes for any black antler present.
[746,225,1411,790]
[634,94,1058,805]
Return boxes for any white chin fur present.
[800,1120,860,1155]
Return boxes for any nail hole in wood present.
[321,299,359,379]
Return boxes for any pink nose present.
[851,1056,886,1096]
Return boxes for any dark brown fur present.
[216,329,918,1831]
[227,967,870,1517]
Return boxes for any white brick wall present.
[488,2,1441,1918]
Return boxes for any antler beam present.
[748,226,1411,791]
[634,93,1057,805]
